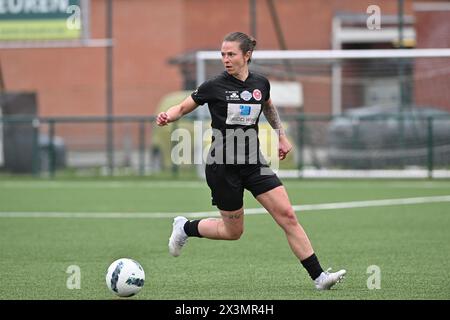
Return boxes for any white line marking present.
[0,181,205,189]
[0,195,449,219]
[1,181,449,189]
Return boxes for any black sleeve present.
[191,80,214,105]
[265,78,271,101]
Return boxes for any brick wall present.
[0,0,434,118]
[414,5,450,111]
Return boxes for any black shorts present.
[205,163,283,211]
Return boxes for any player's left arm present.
[263,98,292,160]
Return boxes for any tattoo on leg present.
[223,212,243,220]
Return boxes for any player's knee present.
[226,227,243,240]
[278,207,298,228]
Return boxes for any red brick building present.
[0,0,448,118]
[414,2,450,111]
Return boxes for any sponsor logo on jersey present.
[240,105,251,115]
[225,90,240,101]
[253,89,262,101]
[240,90,252,101]
[226,103,261,125]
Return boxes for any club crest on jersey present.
[253,89,262,101]
[240,90,252,101]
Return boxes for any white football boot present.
[168,216,189,257]
[314,268,347,290]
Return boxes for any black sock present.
[183,220,203,238]
[300,253,324,280]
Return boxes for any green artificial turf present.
[0,178,449,300]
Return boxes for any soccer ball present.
[106,258,145,297]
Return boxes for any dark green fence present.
[289,113,450,179]
[0,112,449,179]
[0,115,156,177]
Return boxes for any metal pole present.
[397,0,407,168]
[267,0,287,50]
[331,17,342,115]
[331,64,342,115]
[398,0,406,111]
[398,0,404,48]
[32,118,40,177]
[0,59,5,90]
[297,116,305,178]
[81,0,91,41]
[250,0,257,38]
[106,0,114,176]
[427,116,434,179]
[266,0,294,80]
[48,120,55,178]
[139,120,146,176]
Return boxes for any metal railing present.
[0,115,156,177]
[0,112,449,179]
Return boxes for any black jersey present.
[191,71,271,165]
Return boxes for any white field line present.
[0,195,449,219]
[0,181,449,190]
[0,181,206,189]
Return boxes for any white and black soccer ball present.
[106,258,145,297]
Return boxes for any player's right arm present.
[156,96,199,126]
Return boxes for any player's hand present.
[279,135,292,160]
[156,112,170,126]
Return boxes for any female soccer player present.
[156,32,346,290]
